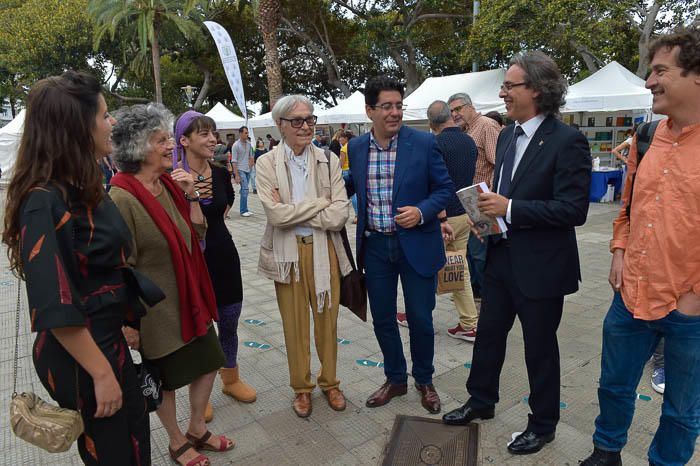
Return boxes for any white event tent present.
[205,102,245,129]
[0,109,25,184]
[562,61,652,113]
[403,68,506,121]
[316,91,369,124]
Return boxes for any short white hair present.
[271,95,314,129]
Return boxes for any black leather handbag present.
[338,226,367,322]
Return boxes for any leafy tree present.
[0,0,97,112]
[333,0,470,94]
[89,0,206,103]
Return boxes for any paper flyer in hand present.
[456,182,508,236]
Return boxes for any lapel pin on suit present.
[538,140,544,146]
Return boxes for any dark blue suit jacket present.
[346,126,454,278]
[493,116,592,299]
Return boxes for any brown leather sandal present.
[168,442,210,466]
[185,430,235,452]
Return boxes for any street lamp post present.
[181,85,198,109]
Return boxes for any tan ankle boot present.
[220,366,256,403]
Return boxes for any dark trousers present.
[363,232,437,385]
[466,241,564,434]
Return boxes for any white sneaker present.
[241,211,252,217]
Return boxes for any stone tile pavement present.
[1,189,698,465]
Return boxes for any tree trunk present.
[388,47,422,95]
[280,17,352,98]
[193,70,212,110]
[257,0,284,109]
[636,0,662,78]
[151,15,163,104]
[261,31,284,107]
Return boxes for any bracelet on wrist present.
[184,190,200,202]
[439,216,448,223]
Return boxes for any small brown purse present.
[9,280,84,453]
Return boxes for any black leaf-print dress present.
[20,184,162,466]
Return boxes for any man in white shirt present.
[442,51,592,456]
[232,126,255,216]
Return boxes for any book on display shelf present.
[456,182,508,237]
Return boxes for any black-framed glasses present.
[369,102,405,111]
[500,81,527,91]
[450,104,467,114]
[280,115,318,128]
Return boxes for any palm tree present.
[89,0,203,103]
[255,0,283,108]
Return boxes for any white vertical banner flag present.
[203,21,247,121]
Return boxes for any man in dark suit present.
[345,76,453,414]
[442,51,592,455]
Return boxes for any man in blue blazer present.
[442,52,592,455]
[345,76,454,414]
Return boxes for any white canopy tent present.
[0,109,25,184]
[205,102,245,129]
[316,91,369,124]
[403,69,506,121]
[563,61,652,113]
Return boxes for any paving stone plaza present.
[2,191,699,465]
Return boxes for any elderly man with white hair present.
[256,95,352,418]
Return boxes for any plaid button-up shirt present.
[366,131,398,232]
[465,113,501,189]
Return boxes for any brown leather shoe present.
[365,381,408,408]
[323,388,347,411]
[292,393,312,418]
[415,383,441,414]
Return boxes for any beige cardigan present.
[257,143,353,282]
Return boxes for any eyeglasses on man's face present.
[500,81,527,91]
[369,102,405,111]
[450,104,467,114]
[280,115,318,128]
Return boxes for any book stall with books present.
[562,112,647,168]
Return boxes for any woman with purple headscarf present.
[175,111,257,405]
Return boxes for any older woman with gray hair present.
[110,104,233,466]
[257,95,352,418]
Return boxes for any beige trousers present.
[446,214,479,329]
[274,236,341,393]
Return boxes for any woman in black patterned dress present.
[176,112,256,404]
[2,71,162,465]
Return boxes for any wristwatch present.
[184,190,200,202]
[439,216,448,223]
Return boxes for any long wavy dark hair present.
[3,71,105,277]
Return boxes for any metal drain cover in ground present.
[381,415,479,466]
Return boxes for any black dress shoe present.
[442,403,494,425]
[507,430,555,455]
[580,447,622,466]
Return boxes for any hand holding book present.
[456,182,508,238]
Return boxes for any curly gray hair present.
[111,103,174,173]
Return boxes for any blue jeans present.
[593,293,700,466]
[467,234,486,296]
[238,170,250,214]
[363,232,437,385]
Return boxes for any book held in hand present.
[456,182,508,236]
